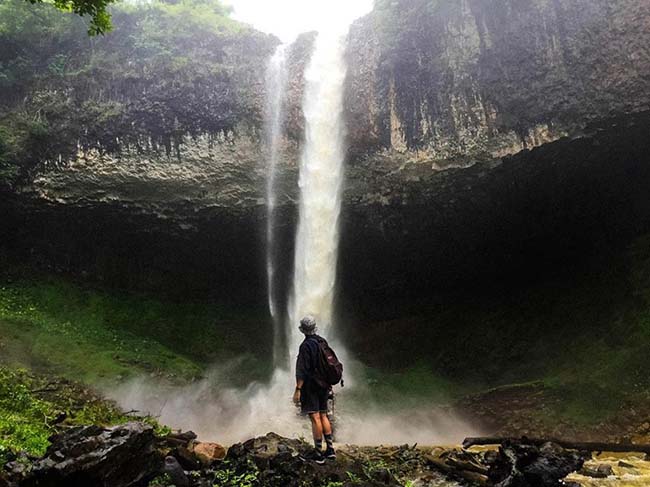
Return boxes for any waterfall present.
[264,44,288,365]
[289,29,348,357]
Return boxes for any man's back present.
[296,334,324,387]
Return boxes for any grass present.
[0,367,149,463]
[344,361,467,409]
[0,276,272,386]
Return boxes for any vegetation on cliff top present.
[24,0,116,35]
[0,0,274,187]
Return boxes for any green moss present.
[0,367,134,461]
[346,362,465,409]
[0,276,271,386]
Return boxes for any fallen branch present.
[425,454,488,485]
[30,386,59,394]
[463,437,650,455]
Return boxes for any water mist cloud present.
[107,361,478,446]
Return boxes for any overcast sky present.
[222,0,374,42]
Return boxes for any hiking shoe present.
[300,449,325,465]
[324,447,336,460]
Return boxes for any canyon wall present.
[2,0,650,304]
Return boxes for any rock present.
[165,431,197,447]
[579,464,613,478]
[0,473,15,487]
[225,432,394,487]
[370,467,397,484]
[191,442,226,466]
[4,458,30,478]
[618,460,636,469]
[21,422,162,487]
[171,445,201,471]
[485,440,586,487]
[162,456,189,487]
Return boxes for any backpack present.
[313,337,344,388]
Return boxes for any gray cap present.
[299,315,317,334]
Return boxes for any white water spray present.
[264,44,288,364]
[289,28,348,357]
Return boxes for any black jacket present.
[295,334,323,383]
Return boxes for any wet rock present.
[21,422,162,487]
[225,432,394,487]
[579,463,613,478]
[162,456,189,487]
[165,430,197,448]
[370,467,397,484]
[190,442,226,466]
[486,440,586,487]
[171,445,201,471]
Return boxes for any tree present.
[23,0,115,34]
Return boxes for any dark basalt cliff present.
[2,0,650,306]
[346,0,650,164]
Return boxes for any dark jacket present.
[295,334,323,384]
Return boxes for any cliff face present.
[345,0,650,167]
[3,0,650,303]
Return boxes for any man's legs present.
[320,412,332,436]
[309,413,323,450]
[320,412,335,457]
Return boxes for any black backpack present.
[313,337,344,388]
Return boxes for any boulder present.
[486,440,586,487]
[21,422,162,487]
[171,445,201,471]
[224,432,397,487]
[165,431,197,448]
[190,442,226,466]
[579,464,613,478]
[162,456,189,487]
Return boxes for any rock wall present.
[345,0,650,165]
[3,0,650,305]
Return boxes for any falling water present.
[264,44,288,365]
[288,29,348,358]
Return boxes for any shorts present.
[300,382,328,415]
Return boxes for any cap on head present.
[299,315,317,335]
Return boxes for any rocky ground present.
[459,382,650,445]
[0,421,610,487]
[4,368,650,487]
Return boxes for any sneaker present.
[300,448,325,465]
[324,447,336,460]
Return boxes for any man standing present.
[293,315,336,464]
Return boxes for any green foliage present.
[23,0,115,35]
[0,0,273,186]
[0,367,131,460]
[213,458,259,487]
[345,471,361,483]
[148,473,173,486]
[0,274,271,385]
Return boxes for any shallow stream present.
[567,453,650,486]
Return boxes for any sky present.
[222,0,375,42]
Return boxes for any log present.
[462,436,650,454]
[446,456,489,475]
[425,454,489,485]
